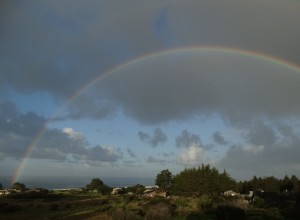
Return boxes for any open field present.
[1,190,299,220]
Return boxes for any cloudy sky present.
[1,0,300,183]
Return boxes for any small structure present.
[143,189,166,197]
[0,190,10,196]
[111,187,125,195]
[224,190,240,197]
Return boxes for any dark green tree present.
[0,183,3,190]
[155,169,173,192]
[12,182,26,191]
[86,178,111,194]
[125,184,145,195]
[290,175,299,192]
[172,164,237,197]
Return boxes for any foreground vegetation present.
[1,190,300,219]
[1,164,300,219]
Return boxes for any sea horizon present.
[0,175,155,189]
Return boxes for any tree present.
[0,183,3,190]
[155,169,173,192]
[172,164,237,196]
[125,184,145,195]
[12,182,26,191]
[85,178,111,194]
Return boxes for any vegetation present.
[1,166,300,219]
[85,178,111,194]
[238,174,300,194]
[155,169,173,192]
[172,164,237,197]
[0,183,2,190]
[11,182,27,191]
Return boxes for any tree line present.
[155,164,237,197]
[238,174,300,194]
[155,164,300,196]
[2,164,300,196]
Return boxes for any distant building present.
[111,187,124,195]
[0,190,10,196]
[224,190,240,197]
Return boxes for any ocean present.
[0,176,155,189]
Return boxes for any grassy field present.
[0,191,297,219]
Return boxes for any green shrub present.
[111,208,143,220]
[49,203,59,211]
[197,194,213,210]
[145,202,173,220]
[0,202,22,213]
[215,204,246,220]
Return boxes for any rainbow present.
[11,46,300,184]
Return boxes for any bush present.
[215,204,246,220]
[145,202,173,220]
[0,203,22,213]
[197,194,213,210]
[49,203,59,211]
[111,208,143,220]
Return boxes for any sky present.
[1,0,300,184]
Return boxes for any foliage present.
[85,178,111,194]
[238,174,300,194]
[0,183,3,190]
[172,164,237,197]
[0,202,22,213]
[11,182,27,191]
[125,184,145,195]
[145,202,173,220]
[215,204,246,220]
[197,194,213,210]
[155,169,173,192]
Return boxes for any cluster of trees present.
[238,175,300,194]
[155,165,300,197]
[155,164,237,197]
[85,178,111,194]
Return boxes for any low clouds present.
[178,145,204,166]
[147,156,165,165]
[138,128,167,147]
[0,100,122,165]
[175,130,208,166]
[176,129,201,148]
[218,121,300,179]
[213,132,228,145]
[127,148,136,158]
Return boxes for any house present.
[0,190,10,196]
[224,190,240,197]
[143,189,166,197]
[111,187,125,195]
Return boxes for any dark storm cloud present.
[1,0,300,123]
[98,51,300,126]
[138,128,167,147]
[175,130,201,148]
[213,132,228,145]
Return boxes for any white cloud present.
[178,145,204,166]
[63,127,83,140]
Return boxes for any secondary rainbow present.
[11,46,300,184]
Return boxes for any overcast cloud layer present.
[1,0,300,181]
